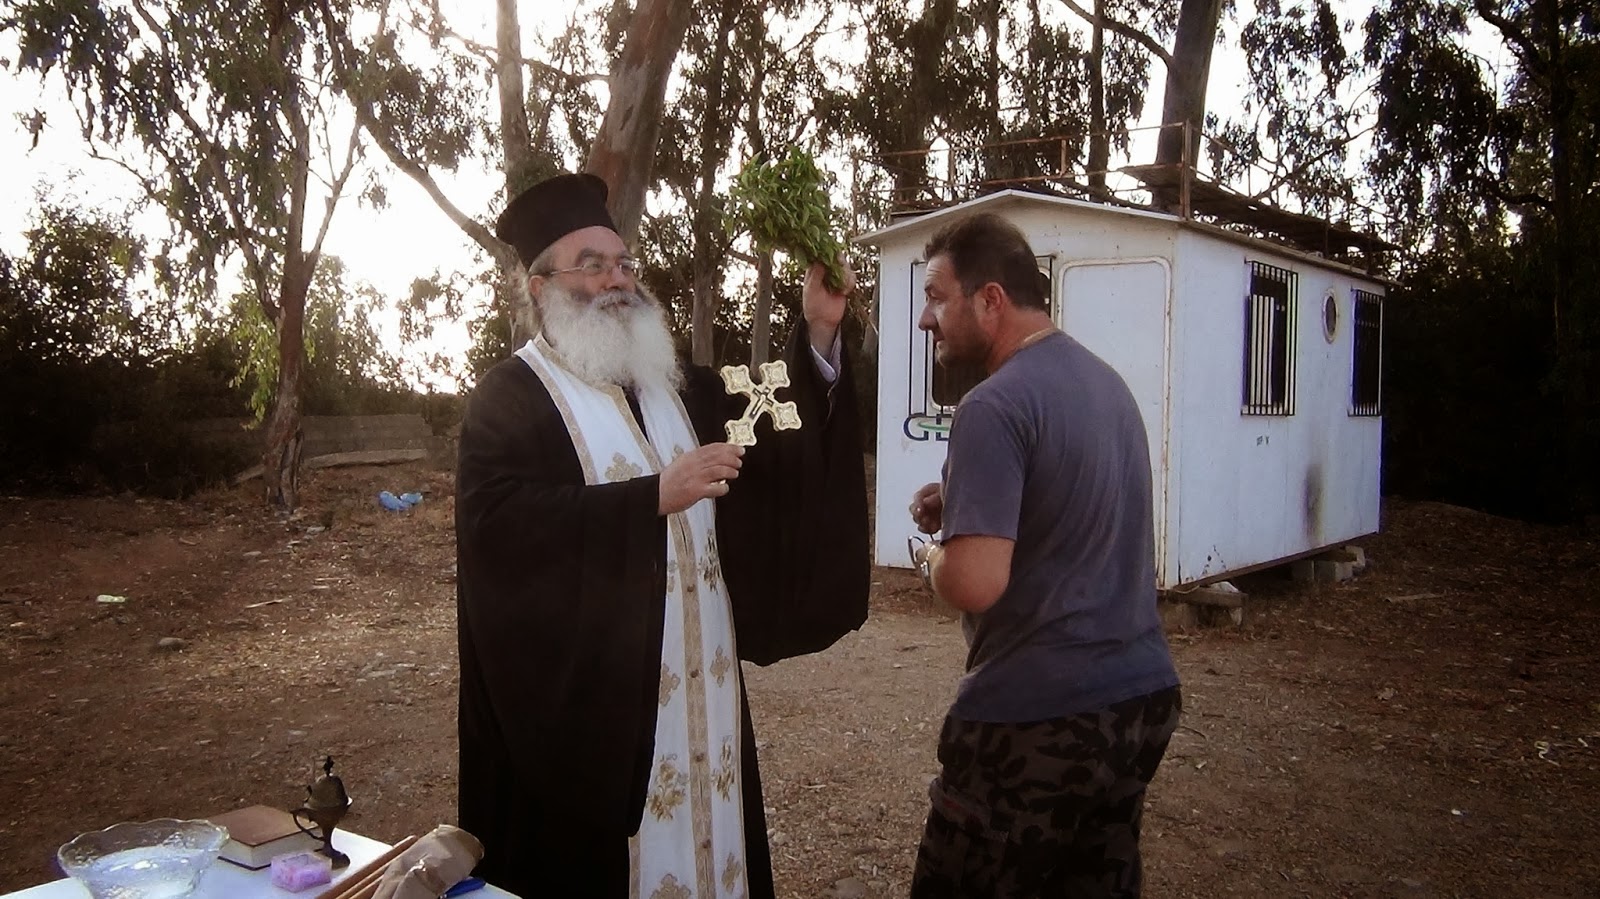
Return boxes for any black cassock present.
[454,326,870,898]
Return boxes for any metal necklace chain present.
[999,325,1058,369]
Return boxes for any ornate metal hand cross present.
[719,361,802,446]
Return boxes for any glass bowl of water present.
[57,819,229,898]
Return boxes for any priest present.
[454,172,870,899]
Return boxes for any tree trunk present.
[1087,0,1109,193]
[497,0,536,196]
[750,249,774,366]
[262,271,309,510]
[1538,0,1589,518]
[743,11,774,369]
[689,1,740,366]
[264,50,314,511]
[1154,0,1224,201]
[585,0,694,244]
[689,267,718,366]
[891,0,961,202]
[983,0,1001,143]
[496,0,541,348]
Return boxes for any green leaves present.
[726,145,847,291]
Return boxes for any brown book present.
[209,804,321,869]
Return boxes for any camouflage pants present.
[909,687,1182,899]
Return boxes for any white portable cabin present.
[859,190,1388,589]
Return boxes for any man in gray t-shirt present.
[907,212,1181,898]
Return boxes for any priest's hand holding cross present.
[658,443,745,515]
[660,255,853,516]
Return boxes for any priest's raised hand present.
[658,442,744,514]
[802,254,855,356]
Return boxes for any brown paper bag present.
[371,825,484,899]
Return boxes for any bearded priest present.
[454,172,869,899]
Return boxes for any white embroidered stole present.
[516,337,749,899]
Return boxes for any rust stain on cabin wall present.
[1303,464,1324,544]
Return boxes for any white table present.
[6,830,519,898]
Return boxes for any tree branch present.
[358,109,508,265]
[307,0,385,261]
[1246,123,1376,201]
[317,0,516,269]
[309,110,366,261]
[1054,0,1172,65]
[779,8,836,58]
[1484,177,1551,210]
[85,148,170,211]
[127,0,273,312]
[412,0,607,87]
[530,6,585,156]
[1473,0,1545,77]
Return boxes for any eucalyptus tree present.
[326,0,694,350]
[845,0,1172,203]
[644,0,847,366]
[734,2,849,365]
[1044,0,1370,222]
[1365,0,1599,517]
[1216,1,1365,214]
[649,0,747,366]
[6,0,378,509]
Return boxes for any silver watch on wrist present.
[907,535,939,589]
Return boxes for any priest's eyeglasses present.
[544,255,640,280]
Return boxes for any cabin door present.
[1058,259,1172,570]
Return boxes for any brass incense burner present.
[292,756,353,868]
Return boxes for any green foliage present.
[843,0,1169,191]
[343,26,490,177]
[0,197,153,364]
[1217,0,1363,215]
[225,255,413,419]
[1369,0,1600,519]
[11,0,315,302]
[7,0,400,507]
[1382,237,1586,521]
[227,290,282,420]
[464,300,515,386]
[1363,0,1503,241]
[0,200,250,495]
[727,146,848,290]
[636,207,697,337]
[0,197,453,495]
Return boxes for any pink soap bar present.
[270,851,333,892]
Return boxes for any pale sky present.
[0,5,573,386]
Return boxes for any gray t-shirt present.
[941,330,1178,722]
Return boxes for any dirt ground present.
[1,462,1597,898]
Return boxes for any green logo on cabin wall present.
[903,415,952,442]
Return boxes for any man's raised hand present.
[658,443,745,515]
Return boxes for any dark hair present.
[923,212,1047,311]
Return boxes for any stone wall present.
[185,415,450,465]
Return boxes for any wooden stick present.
[314,852,405,899]
[313,835,419,899]
[323,838,417,899]
[341,876,383,899]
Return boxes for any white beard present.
[537,282,684,392]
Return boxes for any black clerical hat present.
[494,173,618,267]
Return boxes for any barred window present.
[1351,289,1383,416]
[1242,261,1298,416]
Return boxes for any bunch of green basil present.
[727,146,847,291]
